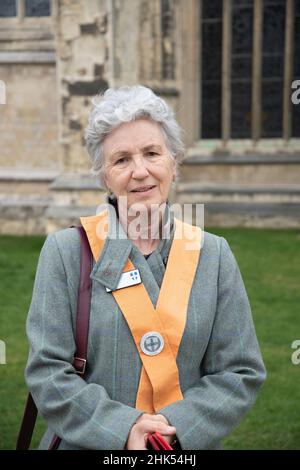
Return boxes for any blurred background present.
[0,0,300,450]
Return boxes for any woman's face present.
[103,118,176,211]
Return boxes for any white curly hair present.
[84,85,185,188]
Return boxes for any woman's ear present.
[172,159,177,181]
[100,173,110,195]
[103,173,110,192]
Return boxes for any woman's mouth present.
[131,185,156,194]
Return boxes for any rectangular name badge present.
[105,269,142,292]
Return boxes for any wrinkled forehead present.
[102,119,168,157]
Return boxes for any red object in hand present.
[147,432,174,450]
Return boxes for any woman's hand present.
[125,413,176,450]
[154,414,176,444]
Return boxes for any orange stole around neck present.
[80,211,202,413]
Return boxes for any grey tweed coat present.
[25,208,266,450]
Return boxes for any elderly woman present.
[25,85,266,450]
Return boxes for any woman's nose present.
[131,157,149,179]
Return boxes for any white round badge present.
[140,332,165,356]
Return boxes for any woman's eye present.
[115,157,128,165]
[146,152,158,157]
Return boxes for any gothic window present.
[261,0,285,137]
[200,0,300,139]
[0,0,51,18]
[25,0,51,17]
[0,1,17,17]
[293,1,300,137]
[231,0,253,138]
[201,0,222,138]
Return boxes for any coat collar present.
[80,198,175,292]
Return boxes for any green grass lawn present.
[0,228,300,450]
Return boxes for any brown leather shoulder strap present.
[49,226,93,450]
[15,393,38,451]
[73,225,94,375]
[16,226,93,450]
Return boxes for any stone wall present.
[54,0,183,172]
[1,0,299,234]
[0,8,61,172]
[55,0,109,173]
[0,62,61,170]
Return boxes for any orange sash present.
[80,210,201,413]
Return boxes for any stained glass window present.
[231,0,253,138]
[201,0,222,138]
[293,0,300,137]
[25,0,50,17]
[0,0,17,17]
[261,0,285,137]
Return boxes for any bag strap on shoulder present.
[16,226,93,450]
[73,226,93,376]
